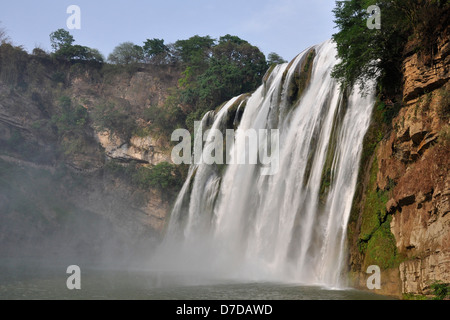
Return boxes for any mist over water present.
[150,40,375,288]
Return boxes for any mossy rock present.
[286,49,316,108]
[359,153,390,241]
[364,217,398,269]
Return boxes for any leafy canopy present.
[49,29,104,63]
[107,42,144,65]
[332,0,449,94]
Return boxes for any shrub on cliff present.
[91,102,137,141]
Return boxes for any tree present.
[85,48,105,63]
[211,34,267,93]
[174,35,215,67]
[133,162,181,191]
[49,29,104,63]
[143,38,170,64]
[267,52,287,65]
[108,42,144,65]
[186,34,268,114]
[50,29,75,52]
[91,103,137,140]
[0,22,10,44]
[331,0,449,94]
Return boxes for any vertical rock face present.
[349,27,449,298]
[363,31,449,297]
[402,32,450,102]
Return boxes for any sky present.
[0,0,337,62]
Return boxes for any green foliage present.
[332,0,408,93]
[402,294,429,300]
[267,52,287,65]
[429,281,450,300]
[287,49,315,106]
[359,155,389,241]
[332,0,449,94]
[91,102,136,141]
[108,42,144,65]
[439,125,450,147]
[146,34,267,135]
[105,160,183,194]
[0,22,9,44]
[365,216,398,269]
[143,38,170,64]
[174,35,215,68]
[438,87,450,120]
[355,151,398,270]
[51,71,65,84]
[50,96,91,157]
[0,43,28,87]
[132,162,181,190]
[176,34,267,128]
[50,29,104,63]
[52,96,88,136]
[50,29,75,52]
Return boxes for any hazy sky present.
[0,0,336,62]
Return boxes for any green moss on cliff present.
[287,49,316,107]
[359,155,389,241]
[348,96,402,274]
[355,153,398,270]
[365,216,398,269]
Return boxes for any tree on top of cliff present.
[174,35,215,72]
[268,52,287,65]
[50,29,75,52]
[108,42,144,65]
[49,29,104,63]
[143,38,170,64]
[0,22,10,44]
[332,0,449,95]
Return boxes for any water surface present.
[0,263,393,300]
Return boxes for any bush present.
[52,96,88,135]
[105,160,183,195]
[91,102,137,141]
[0,43,29,87]
[430,281,450,300]
[132,162,181,190]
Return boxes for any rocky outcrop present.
[379,33,450,295]
[96,131,170,165]
[402,33,450,102]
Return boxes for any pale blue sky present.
[0,0,336,61]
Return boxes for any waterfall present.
[155,40,375,288]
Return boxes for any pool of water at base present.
[0,263,394,300]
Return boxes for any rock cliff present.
[349,29,449,298]
[0,54,182,264]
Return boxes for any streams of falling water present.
[154,40,375,288]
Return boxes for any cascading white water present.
[155,40,375,288]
